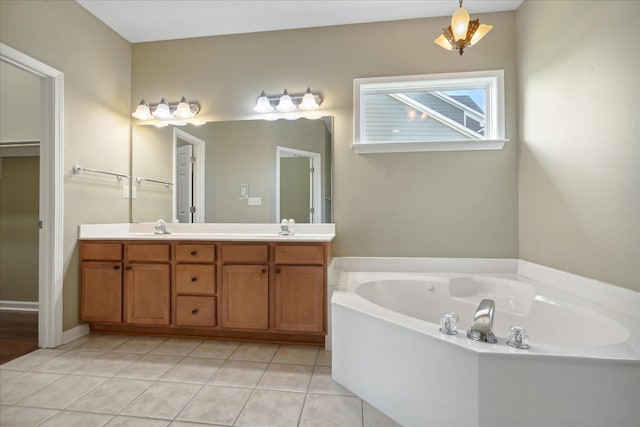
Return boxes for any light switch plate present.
[248,197,262,205]
[122,184,129,198]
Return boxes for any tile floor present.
[0,334,401,426]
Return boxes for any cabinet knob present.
[113,265,120,270]
[191,276,197,282]
[190,250,197,256]
[125,266,132,271]
[261,268,267,273]
[191,308,198,315]
[275,268,281,274]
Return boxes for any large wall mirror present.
[131,117,333,224]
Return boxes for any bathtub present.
[330,258,639,427]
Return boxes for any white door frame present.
[173,128,205,223]
[276,146,322,223]
[1,43,64,348]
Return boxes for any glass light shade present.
[276,89,297,112]
[470,24,493,46]
[434,34,453,50]
[254,91,274,113]
[299,88,319,110]
[152,98,174,120]
[174,97,193,119]
[451,6,470,41]
[132,99,151,120]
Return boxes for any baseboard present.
[0,300,38,312]
[62,323,90,344]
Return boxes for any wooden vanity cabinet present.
[220,244,270,330]
[80,242,123,323]
[274,245,326,333]
[124,243,171,325]
[81,239,331,345]
[174,243,217,327]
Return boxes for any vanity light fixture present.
[132,97,201,122]
[253,87,323,114]
[434,0,493,55]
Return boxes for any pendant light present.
[434,0,493,55]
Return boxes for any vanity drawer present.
[221,244,269,264]
[176,264,216,295]
[275,244,324,265]
[176,296,216,327]
[176,244,216,263]
[126,243,171,262]
[81,242,122,261]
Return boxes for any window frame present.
[353,70,508,153]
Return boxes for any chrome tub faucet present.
[467,298,497,343]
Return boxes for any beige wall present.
[0,0,132,329]
[0,61,40,143]
[132,12,519,258]
[516,1,640,290]
[0,156,39,302]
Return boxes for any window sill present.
[351,139,508,154]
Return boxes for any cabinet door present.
[275,266,324,333]
[125,263,170,325]
[220,265,269,330]
[80,261,122,323]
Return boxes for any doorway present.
[173,128,205,223]
[276,146,322,223]
[1,43,64,349]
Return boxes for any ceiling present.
[76,0,524,43]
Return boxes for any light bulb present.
[299,87,319,110]
[254,91,274,113]
[174,96,193,119]
[470,24,493,46]
[276,89,297,112]
[152,98,174,120]
[451,6,470,41]
[132,99,151,120]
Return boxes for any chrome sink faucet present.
[279,219,295,236]
[154,219,171,235]
[467,299,497,343]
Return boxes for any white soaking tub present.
[330,258,640,427]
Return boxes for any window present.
[353,70,507,153]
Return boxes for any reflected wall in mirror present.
[132,117,333,223]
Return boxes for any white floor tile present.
[105,415,171,427]
[257,363,313,393]
[160,356,224,384]
[111,336,167,354]
[67,377,153,414]
[190,339,240,359]
[299,394,363,427]
[0,406,57,426]
[229,342,279,362]
[209,360,268,388]
[175,385,251,425]
[308,366,354,396]
[235,389,306,427]
[272,345,319,365]
[121,381,201,420]
[17,374,106,409]
[0,372,63,405]
[114,354,182,381]
[38,410,111,427]
[148,337,203,357]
